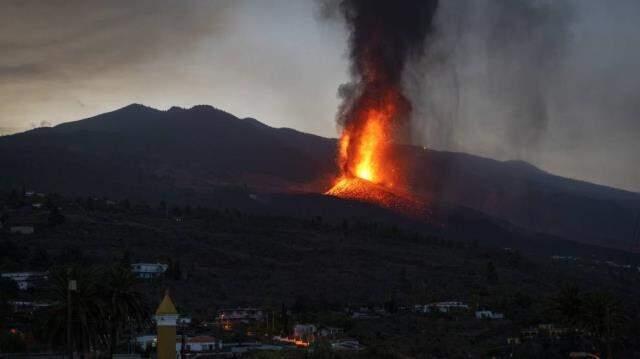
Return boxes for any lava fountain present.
[325,0,439,212]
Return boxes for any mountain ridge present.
[1,103,638,250]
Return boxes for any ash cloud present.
[321,0,439,135]
[411,0,573,155]
[409,0,640,191]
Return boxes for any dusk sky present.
[1,0,639,192]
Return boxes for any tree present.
[553,284,582,327]
[41,265,150,356]
[41,266,104,355]
[48,206,65,226]
[581,292,623,359]
[99,265,150,357]
[486,261,498,283]
[310,339,336,359]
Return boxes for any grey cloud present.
[407,0,640,191]
[0,0,236,79]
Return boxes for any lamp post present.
[66,268,77,359]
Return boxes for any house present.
[538,323,567,338]
[10,226,34,235]
[177,316,192,327]
[319,326,344,338]
[218,307,264,328]
[130,263,168,279]
[135,335,157,350]
[176,336,222,353]
[507,337,521,345]
[293,324,317,340]
[521,327,539,339]
[1,272,48,290]
[331,339,364,351]
[475,310,504,320]
[9,301,52,313]
[414,301,469,314]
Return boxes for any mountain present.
[1,104,638,250]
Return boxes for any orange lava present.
[326,176,420,214]
[326,86,415,212]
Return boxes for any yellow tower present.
[155,291,178,359]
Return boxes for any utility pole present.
[67,268,77,359]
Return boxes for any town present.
[2,189,640,358]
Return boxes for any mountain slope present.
[0,104,638,250]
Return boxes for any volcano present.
[325,0,440,211]
[326,176,425,216]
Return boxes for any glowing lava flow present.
[326,88,416,212]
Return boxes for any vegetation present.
[39,265,150,355]
[2,190,640,357]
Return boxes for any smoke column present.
[332,0,439,187]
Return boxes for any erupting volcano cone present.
[326,176,423,215]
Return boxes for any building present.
[9,301,51,313]
[9,226,34,235]
[218,307,264,329]
[177,316,192,327]
[507,337,521,345]
[155,291,178,359]
[131,263,168,279]
[176,336,222,353]
[293,324,317,341]
[319,326,344,338]
[475,310,505,320]
[414,301,469,314]
[1,272,48,290]
[135,335,157,350]
[331,339,364,351]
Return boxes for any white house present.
[415,301,469,314]
[319,326,344,338]
[10,226,34,235]
[331,339,364,351]
[475,310,504,320]
[176,336,222,353]
[293,324,317,340]
[1,272,48,290]
[9,301,52,312]
[135,335,156,350]
[130,263,168,279]
[218,307,264,326]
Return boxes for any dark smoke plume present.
[332,0,439,134]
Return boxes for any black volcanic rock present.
[0,104,638,250]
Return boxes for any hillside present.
[0,104,638,250]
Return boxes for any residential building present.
[319,326,344,338]
[331,339,364,351]
[9,226,34,235]
[475,310,505,320]
[293,324,317,341]
[1,272,48,290]
[131,263,168,279]
[176,336,222,353]
[414,301,469,313]
[218,307,264,329]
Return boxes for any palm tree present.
[99,264,150,357]
[553,284,583,327]
[42,266,104,355]
[581,292,623,359]
[41,265,150,357]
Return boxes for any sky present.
[1,0,639,192]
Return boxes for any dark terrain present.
[2,193,640,357]
[1,104,638,251]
